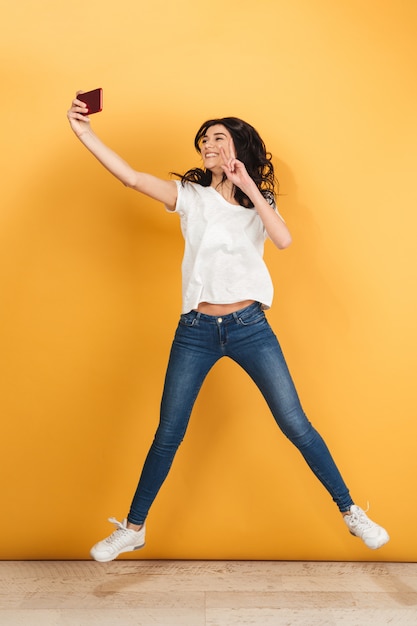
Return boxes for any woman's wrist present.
[78,127,95,143]
[242,180,267,206]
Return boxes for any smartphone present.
[78,88,103,115]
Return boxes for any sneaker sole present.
[349,530,390,550]
[91,541,145,563]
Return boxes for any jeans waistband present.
[186,301,262,324]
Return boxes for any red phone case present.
[78,88,103,115]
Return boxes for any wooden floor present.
[0,560,416,625]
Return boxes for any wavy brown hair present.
[173,117,278,208]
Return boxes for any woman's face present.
[199,124,236,173]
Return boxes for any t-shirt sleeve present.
[166,180,194,215]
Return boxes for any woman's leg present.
[127,314,220,525]
[228,309,354,512]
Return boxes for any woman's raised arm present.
[67,93,178,211]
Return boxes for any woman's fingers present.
[67,92,91,133]
[220,146,237,172]
[71,97,88,113]
[67,107,89,121]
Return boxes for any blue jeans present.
[128,302,353,524]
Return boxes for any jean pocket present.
[179,312,198,327]
[237,307,266,326]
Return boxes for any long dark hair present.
[173,117,277,208]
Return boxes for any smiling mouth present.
[205,153,218,158]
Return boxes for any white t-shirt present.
[169,181,275,313]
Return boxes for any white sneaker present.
[90,518,146,562]
[344,505,389,549]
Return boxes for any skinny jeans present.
[128,302,353,525]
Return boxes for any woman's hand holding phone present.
[67,88,102,138]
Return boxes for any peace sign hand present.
[220,141,252,193]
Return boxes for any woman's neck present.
[211,175,236,204]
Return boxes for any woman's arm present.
[220,145,292,249]
[67,94,178,211]
[246,186,292,250]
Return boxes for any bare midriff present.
[195,300,255,316]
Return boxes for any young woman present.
[67,94,389,562]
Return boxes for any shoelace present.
[104,517,133,545]
[349,503,373,532]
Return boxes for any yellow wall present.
[1,0,416,561]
